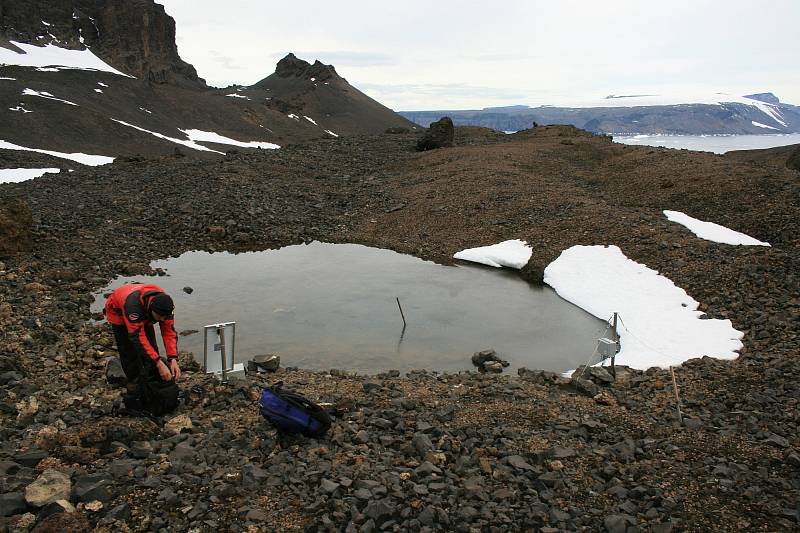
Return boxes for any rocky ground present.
[0,126,798,531]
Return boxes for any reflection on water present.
[614,133,800,154]
[92,242,603,373]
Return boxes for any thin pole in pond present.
[396,297,407,328]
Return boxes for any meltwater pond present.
[92,242,604,373]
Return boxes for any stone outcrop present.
[787,146,800,171]
[0,0,204,86]
[0,195,32,258]
[272,53,338,82]
[416,117,454,151]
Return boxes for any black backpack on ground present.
[138,377,179,416]
[120,357,179,417]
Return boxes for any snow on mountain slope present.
[0,41,132,77]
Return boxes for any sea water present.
[613,133,800,154]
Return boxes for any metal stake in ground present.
[396,297,407,328]
[610,312,619,378]
[218,325,228,382]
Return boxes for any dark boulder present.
[571,377,600,397]
[0,492,27,517]
[416,117,454,151]
[0,195,32,258]
[471,349,509,373]
[249,354,280,373]
[519,260,544,284]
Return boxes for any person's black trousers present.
[111,324,159,382]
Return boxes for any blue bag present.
[258,382,331,437]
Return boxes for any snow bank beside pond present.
[544,245,743,369]
[453,239,533,269]
[664,210,770,246]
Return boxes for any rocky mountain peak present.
[274,53,338,82]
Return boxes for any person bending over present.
[104,283,181,390]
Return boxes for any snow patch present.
[22,88,77,106]
[9,105,32,113]
[453,239,533,269]
[0,77,16,81]
[324,130,339,138]
[544,245,743,370]
[97,82,108,87]
[225,93,249,99]
[287,113,300,120]
[303,115,318,125]
[663,210,770,246]
[751,121,778,130]
[0,139,113,166]
[110,119,225,154]
[0,167,60,184]
[138,107,152,114]
[1,41,133,77]
[180,129,279,150]
[94,88,103,93]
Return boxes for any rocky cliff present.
[0,0,204,86]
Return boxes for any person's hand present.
[156,359,173,381]
[169,359,181,381]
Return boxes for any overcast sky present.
[158,0,800,111]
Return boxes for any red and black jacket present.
[105,283,178,362]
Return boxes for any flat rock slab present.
[25,470,71,507]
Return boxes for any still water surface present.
[613,133,800,154]
[92,242,603,373]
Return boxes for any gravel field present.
[0,126,798,532]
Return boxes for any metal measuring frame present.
[203,321,236,381]
[597,312,621,377]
